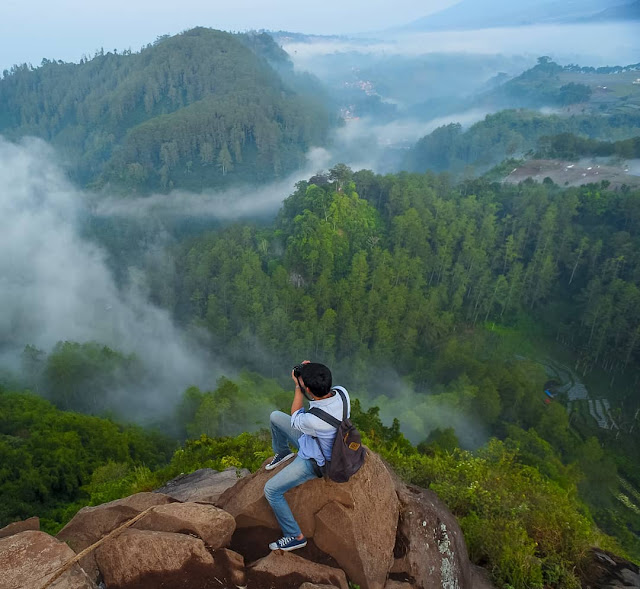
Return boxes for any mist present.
[0,136,255,423]
[93,148,332,221]
[284,22,640,67]
[280,20,640,177]
[358,369,490,449]
[331,109,492,172]
[627,159,640,176]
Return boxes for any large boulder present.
[0,530,97,589]
[0,516,39,539]
[57,491,175,581]
[57,492,175,551]
[248,551,349,589]
[217,449,398,589]
[95,528,218,589]
[391,483,472,589]
[133,502,235,549]
[154,467,250,503]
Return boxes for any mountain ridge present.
[0,28,331,193]
[401,0,628,31]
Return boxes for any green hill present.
[0,28,331,192]
[483,57,640,113]
[405,108,640,175]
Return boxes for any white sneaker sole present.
[265,452,295,470]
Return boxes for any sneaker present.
[265,452,295,470]
[268,535,307,551]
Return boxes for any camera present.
[293,363,304,377]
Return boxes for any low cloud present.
[94,147,332,220]
[363,370,489,449]
[285,22,640,67]
[332,109,491,172]
[0,136,220,420]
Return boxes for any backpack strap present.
[308,387,347,427]
[308,407,341,428]
[333,387,348,421]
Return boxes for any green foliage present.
[42,341,142,413]
[418,427,460,454]
[85,462,155,506]
[175,167,640,393]
[344,403,609,587]
[0,390,174,531]
[176,373,290,440]
[406,109,640,175]
[163,432,271,476]
[536,133,640,160]
[0,28,330,191]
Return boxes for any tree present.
[218,144,233,176]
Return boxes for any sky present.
[0,0,456,73]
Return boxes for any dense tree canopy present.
[0,28,331,191]
[174,167,640,385]
[406,109,640,174]
[0,389,173,531]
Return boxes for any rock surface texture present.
[57,492,175,551]
[392,484,472,589]
[0,530,97,589]
[133,502,236,549]
[248,551,349,589]
[153,467,250,503]
[56,491,175,581]
[95,528,217,588]
[0,516,40,539]
[217,449,399,589]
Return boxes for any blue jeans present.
[264,411,318,537]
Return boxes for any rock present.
[95,528,217,589]
[217,449,398,589]
[0,530,97,589]
[579,548,640,589]
[392,484,472,589]
[248,551,348,589]
[217,460,355,534]
[154,467,250,503]
[57,491,175,581]
[0,516,39,539]
[133,502,235,549]
[215,548,246,586]
[299,584,340,589]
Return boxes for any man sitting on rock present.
[264,361,350,552]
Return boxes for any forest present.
[405,109,640,174]
[0,28,330,191]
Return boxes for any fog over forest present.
[0,138,218,419]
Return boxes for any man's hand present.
[290,359,311,384]
[291,360,310,415]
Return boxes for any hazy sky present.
[0,0,456,73]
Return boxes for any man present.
[264,361,350,551]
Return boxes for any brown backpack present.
[309,387,366,483]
